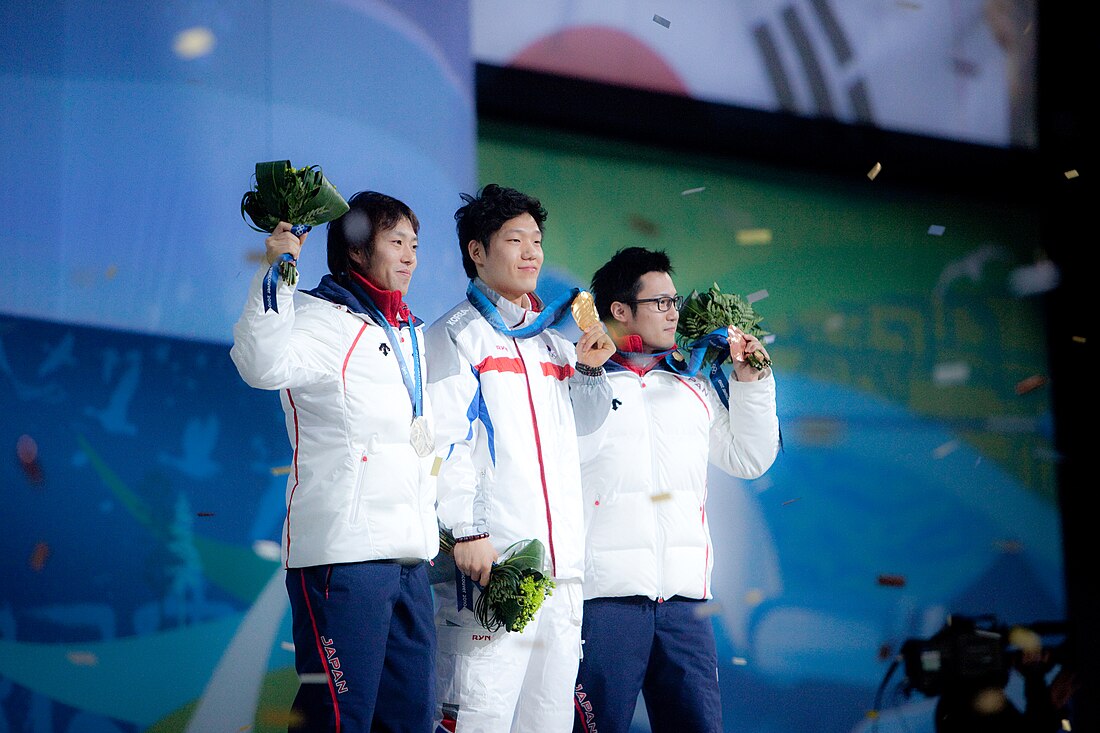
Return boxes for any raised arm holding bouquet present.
[241,160,349,312]
[675,282,772,396]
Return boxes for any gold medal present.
[571,290,600,331]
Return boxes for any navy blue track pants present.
[573,596,721,733]
[286,560,436,732]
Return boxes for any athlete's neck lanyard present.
[347,280,423,419]
[465,281,577,339]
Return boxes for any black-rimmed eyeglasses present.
[629,295,683,312]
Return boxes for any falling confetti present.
[252,539,281,562]
[681,186,706,196]
[735,228,773,245]
[651,492,672,502]
[867,162,882,180]
[196,511,215,517]
[280,641,295,652]
[1064,169,1079,179]
[174,26,216,60]
[16,434,45,485]
[66,651,99,666]
[1008,625,1042,653]
[1008,260,1060,297]
[994,538,1023,554]
[298,673,329,684]
[933,361,970,386]
[732,657,748,666]
[105,264,118,280]
[270,465,292,476]
[431,456,443,476]
[876,574,906,587]
[744,588,765,606]
[932,440,960,459]
[927,224,946,236]
[1015,374,1047,395]
[29,542,50,571]
[781,497,801,506]
[693,603,723,618]
[1072,335,1086,344]
[746,289,769,304]
[652,14,671,28]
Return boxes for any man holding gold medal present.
[573,246,781,733]
[231,191,439,732]
[426,184,615,732]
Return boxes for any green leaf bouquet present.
[240,160,350,286]
[676,283,772,370]
[439,527,555,634]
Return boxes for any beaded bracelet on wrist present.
[454,532,490,543]
[574,362,605,377]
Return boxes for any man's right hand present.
[265,220,307,266]
[454,537,498,587]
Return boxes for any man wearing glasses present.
[573,247,780,733]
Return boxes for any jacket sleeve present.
[708,367,781,479]
[565,340,613,437]
[230,264,341,390]
[425,318,488,539]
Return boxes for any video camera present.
[900,614,1066,697]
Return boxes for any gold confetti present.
[932,440,959,459]
[693,602,723,618]
[681,186,706,196]
[1008,626,1042,653]
[781,497,801,506]
[651,492,672,502]
[173,26,216,60]
[270,465,292,476]
[972,688,1008,715]
[66,650,99,666]
[735,228,772,245]
[1064,169,1079,179]
[1015,374,1047,395]
[731,656,748,666]
[866,710,880,719]
[1062,716,1072,730]
[1072,335,1086,343]
[431,456,443,476]
[280,641,295,652]
[867,162,882,180]
[105,264,118,280]
[744,588,764,607]
[252,539,282,561]
[29,542,50,571]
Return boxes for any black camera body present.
[900,614,1066,698]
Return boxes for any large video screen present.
[472,0,1037,149]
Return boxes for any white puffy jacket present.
[230,265,438,568]
[579,358,779,600]
[425,279,611,581]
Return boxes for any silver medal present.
[410,415,434,458]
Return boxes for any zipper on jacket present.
[643,371,665,599]
[349,451,369,525]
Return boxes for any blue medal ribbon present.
[665,328,733,409]
[465,281,579,339]
[261,225,311,313]
[346,279,423,419]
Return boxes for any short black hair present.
[590,246,675,319]
[454,183,547,278]
[326,191,419,278]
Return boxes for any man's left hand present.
[577,324,616,368]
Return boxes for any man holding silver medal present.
[231,190,439,731]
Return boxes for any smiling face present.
[610,270,679,352]
[469,212,543,306]
[349,216,418,295]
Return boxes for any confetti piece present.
[823,313,844,333]
[270,465,292,476]
[299,673,329,684]
[994,538,1023,554]
[1064,169,1079,179]
[66,651,99,666]
[927,224,946,236]
[932,440,959,459]
[681,186,706,196]
[867,162,882,180]
[252,539,281,561]
[651,492,672,502]
[652,14,671,28]
[732,657,748,666]
[877,643,894,661]
[762,334,776,345]
[746,289,769,304]
[693,603,723,618]
[280,641,295,652]
[973,688,1008,714]
[1072,335,1086,343]
[628,214,659,237]
[1015,374,1047,395]
[1008,260,1060,296]
[29,542,50,571]
[876,574,906,587]
[781,497,801,506]
[866,710,880,719]
[173,26,216,60]
[1062,716,1072,730]
[196,511,215,517]
[431,456,443,476]
[1008,626,1043,653]
[16,434,37,463]
[105,264,118,279]
[744,588,765,607]
[735,228,773,245]
[933,361,970,386]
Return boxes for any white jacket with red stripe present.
[425,278,612,581]
[230,265,439,568]
[578,357,780,601]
